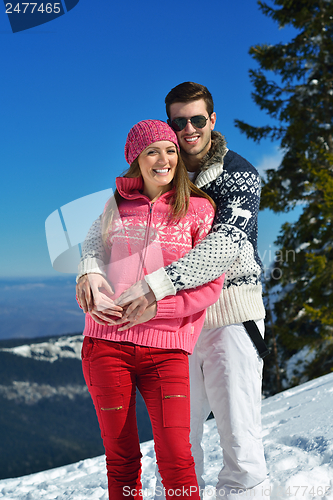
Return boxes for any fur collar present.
[198,131,228,173]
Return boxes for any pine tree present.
[235,0,333,386]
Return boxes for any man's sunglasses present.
[169,115,209,132]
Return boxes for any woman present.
[80,120,224,499]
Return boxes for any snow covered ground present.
[1,372,333,500]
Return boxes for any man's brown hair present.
[165,82,214,119]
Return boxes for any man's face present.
[169,99,216,164]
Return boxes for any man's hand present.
[77,275,156,327]
[115,279,153,306]
[90,292,156,328]
[76,273,122,316]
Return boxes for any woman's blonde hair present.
[102,150,215,244]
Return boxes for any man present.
[76,82,268,500]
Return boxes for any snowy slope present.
[0,335,83,363]
[1,372,333,500]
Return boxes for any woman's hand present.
[90,290,156,328]
[116,300,157,331]
[113,280,156,322]
[89,305,122,326]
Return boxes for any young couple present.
[76,82,268,500]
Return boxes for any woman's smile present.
[138,140,178,200]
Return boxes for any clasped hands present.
[76,273,157,331]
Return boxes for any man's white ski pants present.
[189,320,268,499]
[155,320,268,500]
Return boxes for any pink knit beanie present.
[124,120,179,165]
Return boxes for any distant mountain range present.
[0,333,152,480]
[0,276,85,341]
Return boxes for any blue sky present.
[0,1,302,338]
[0,0,301,278]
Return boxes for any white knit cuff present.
[203,284,266,328]
[144,268,176,301]
[76,258,106,283]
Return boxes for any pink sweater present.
[83,177,224,354]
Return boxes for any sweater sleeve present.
[76,216,109,282]
[154,274,224,320]
[153,198,225,318]
[145,157,261,300]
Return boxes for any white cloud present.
[256,147,283,178]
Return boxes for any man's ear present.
[210,112,217,130]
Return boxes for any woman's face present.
[138,140,178,200]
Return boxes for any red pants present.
[82,337,200,500]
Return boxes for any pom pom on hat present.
[124,120,179,165]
